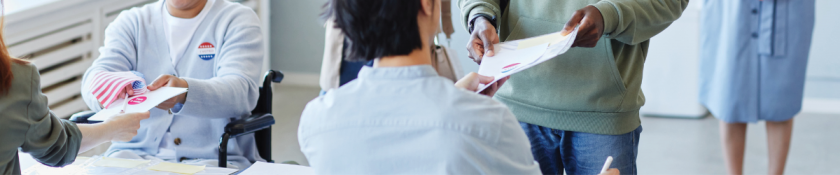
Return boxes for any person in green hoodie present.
[459,0,687,174]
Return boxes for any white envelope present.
[88,87,188,121]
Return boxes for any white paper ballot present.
[475,27,580,93]
[239,162,315,175]
[89,87,188,121]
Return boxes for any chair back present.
[253,70,283,163]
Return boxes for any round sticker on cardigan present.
[128,96,147,105]
[198,42,215,60]
[501,63,520,73]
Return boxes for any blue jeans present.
[520,122,642,175]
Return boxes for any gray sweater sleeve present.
[593,0,688,45]
[20,65,82,167]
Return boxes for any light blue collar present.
[357,65,439,80]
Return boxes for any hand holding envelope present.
[474,27,580,93]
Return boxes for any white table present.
[20,153,238,175]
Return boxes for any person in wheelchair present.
[298,0,622,174]
[79,0,264,169]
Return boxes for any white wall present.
[638,1,706,118]
[803,0,840,99]
[269,0,329,74]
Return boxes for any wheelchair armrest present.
[69,111,102,124]
[268,70,284,83]
[224,113,275,137]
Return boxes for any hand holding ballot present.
[473,27,580,93]
[467,6,603,93]
[147,74,190,110]
[467,17,499,63]
[454,72,509,96]
[562,5,605,48]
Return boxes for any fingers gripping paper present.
[475,27,580,93]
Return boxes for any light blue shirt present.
[80,0,264,168]
[298,65,541,174]
[699,0,815,123]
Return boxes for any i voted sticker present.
[128,96,147,105]
[198,42,215,60]
[501,63,520,73]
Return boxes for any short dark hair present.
[329,0,424,62]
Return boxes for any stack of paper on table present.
[89,87,188,121]
[475,27,580,93]
[24,156,238,175]
[239,162,315,175]
[146,162,205,174]
[93,157,151,168]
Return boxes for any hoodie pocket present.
[499,17,628,112]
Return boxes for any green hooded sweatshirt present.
[459,0,688,135]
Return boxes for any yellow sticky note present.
[549,33,571,46]
[517,32,569,50]
[147,162,205,175]
[93,157,151,168]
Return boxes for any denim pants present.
[520,122,642,175]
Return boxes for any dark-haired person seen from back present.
[297,0,618,174]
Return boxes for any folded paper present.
[147,162,205,174]
[93,157,151,168]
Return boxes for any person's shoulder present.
[297,90,344,138]
[4,62,38,106]
[449,86,509,113]
[436,81,513,124]
[10,61,38,87]
[299,81,379,126]
[299,91,337,123]
[302,95,329,117]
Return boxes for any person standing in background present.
[459,0,687,174]
[318,16,372,92]
[699,0,815,175]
